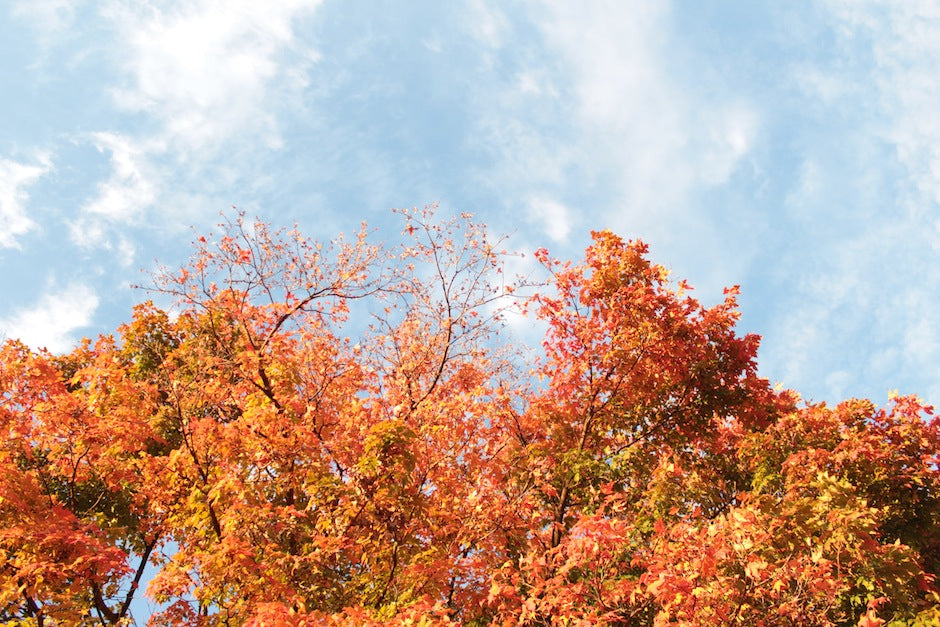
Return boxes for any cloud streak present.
[106,0,321,156]
[0,154,51,248]
[50,0,326,254]
[753,1,940,404]
[0,282,99,353]
[466,2,761,274]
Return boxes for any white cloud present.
[465,0,509,50]
[67,217,139,267]
[82,132,158,222]
[0,283,100,353]
[538,3,759,218]
[11,0,78,48]
[106,0,321,156]
[697,105,759,186]
[793,64,853,105]
[534,3,686,223]
[11,0,75,28]
[778,1,940,404]
[759,215,939,404]
[116,236,136,267]
[0,154,51,248]
[526,195,572,242]
[826,1,940,213]
[69,132,160,251]
[784,158,823,220]
[471,2,759,248]
[62,0,323,253]
[463,1,935,406]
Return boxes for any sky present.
[1,0,938,413]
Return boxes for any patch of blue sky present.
[1,0,937,413]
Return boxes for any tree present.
[0,209,936,625]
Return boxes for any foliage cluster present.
[1,209,937,625]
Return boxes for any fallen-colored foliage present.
[1,209,936,625]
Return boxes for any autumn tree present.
[0,208,936,626]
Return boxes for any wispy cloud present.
[525,195,572,242]
[763,1,940,403]
[827,1,940,214]
[62,0,323,253]
[82,132,159,221]
[762,219,939,404]
[106,0,321,156]
[469,2,760,249]
[464,0,509,57]
[11,0,75,30]
[0,154,51,248]
[11,0,77,54]
[538,3,760,228]
[67,132,159,257]
[461,1,935,404]
[0,282,99,353]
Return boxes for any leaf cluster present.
[0,209,936,626]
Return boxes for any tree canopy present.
[1,210,937,626]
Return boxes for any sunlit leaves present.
[0,209,936,624]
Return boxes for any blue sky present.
[1,0,937,412]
